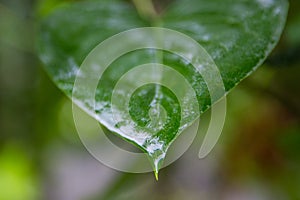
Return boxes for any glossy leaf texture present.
[38,0,288,176]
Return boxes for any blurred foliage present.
[0,143,39,200]
[0,0,299,200]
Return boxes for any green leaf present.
[38,0,288,177]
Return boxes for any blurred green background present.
[0,0,300,199]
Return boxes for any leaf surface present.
[38,0,288,176]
